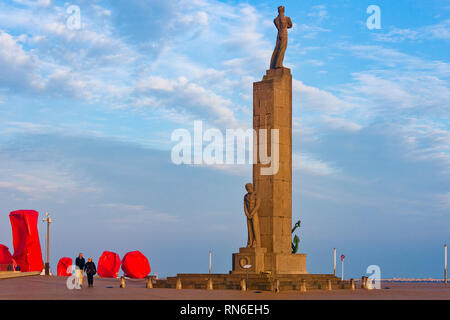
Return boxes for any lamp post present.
[209,250,212,275]
[341,254,345,281]
[445,244,447,285]
[243,264,252,291]
[333,248,336,276]
[42,212,52,276]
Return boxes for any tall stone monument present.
[232,6,307,275]
[166,7,345,291]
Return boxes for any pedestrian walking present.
[84,258,97,287]
[75,253,85,287]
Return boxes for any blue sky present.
[0,0,448,279]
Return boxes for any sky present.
[0,0,448,279]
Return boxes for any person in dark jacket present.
[75,253,85,287]
[84,258,97,287]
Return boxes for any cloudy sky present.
[0,0,448,279]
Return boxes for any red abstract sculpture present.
[57,257,73,276]
[121,251,151,279]
[0,244,13,271]
[9,210,44,272]
[97,251,121,278]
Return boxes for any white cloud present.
[341,72,450,117]
[398,119,450,174]
[297,24,331,39]
[374,28,419,43]
[436,193,450,211]
[0,4,137,99]
[304,59,325,67]
[135,75,237,126]
[218,4,273,73]
[91,4,112,17]
[0,163,99,201]
[13,0,51,8]
[346,44,420,67]
[339,45,450,118]
[308,5,328,22]
[178,10,209,27]
[293,79,353,113]
[322,116,363,132]
[45,68,105,100]
[0,32,44,91]
[374,19,450,43]
[4,121,51,133]
[97,202,181,223]
[293,153,336,175]
[0,1,269,127]
[425,19,450,39]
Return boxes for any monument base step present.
[154,273,354,291]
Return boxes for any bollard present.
[240,278,247,291]
[350,278,355,291]
[207,277,213,290]
[146,277,153,289]
[119,276,125,288]
[300,279,307,292]
[361,276,367,289]
[366,278,373,290]
[176,277,182,290]
[274,279,280,293]
[326,279,332,291]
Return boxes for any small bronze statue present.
[244,183,261,248]
[270,6,293,69]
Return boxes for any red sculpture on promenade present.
[57,257,73,276]
[9,210,44,272]
[121,251,150,279]
[0,244,14,271]
[97,251,121,278]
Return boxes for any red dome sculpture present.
[9,210,44,272]
[57,257,73,276]
[97,251,121,278]
[121,251,151,279]
[0,244,13,271]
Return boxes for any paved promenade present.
[0,271,41,279]
[1,276,450,299]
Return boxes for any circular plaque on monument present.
[239,257,249,269]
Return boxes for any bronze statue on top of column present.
[270,6,293,69]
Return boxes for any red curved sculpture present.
[121,251,151,279]
[0,244,13,271]
[97,251,121,278]
[9,210,44,272]
[57,257,73,276]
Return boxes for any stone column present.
[253,68,306,274]
[253,67,293,256]
[231,68,306,275]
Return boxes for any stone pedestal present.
[232,249,306,274]
[263,253,307,274]
[232,247,267,274]
[231,67,307,275]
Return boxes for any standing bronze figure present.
[244,183,260,248]
[270,6,293,69]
